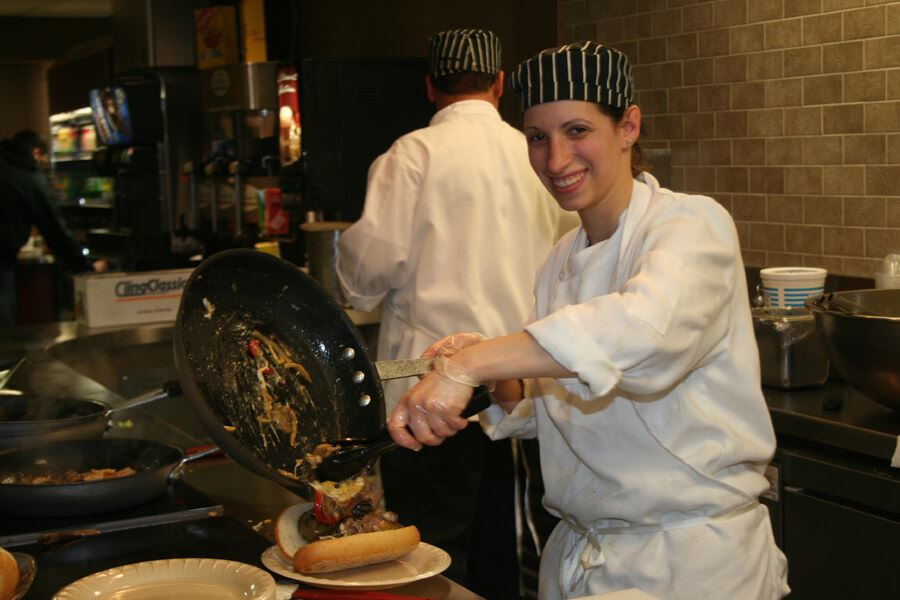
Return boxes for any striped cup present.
[760,267,827,308]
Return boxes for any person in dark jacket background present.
[0,129,102,327]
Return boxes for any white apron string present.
[559,501,759,595]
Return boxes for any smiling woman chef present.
[388,42,789,600]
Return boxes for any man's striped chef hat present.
[427,29,502,78]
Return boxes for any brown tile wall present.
[559,0,900,277]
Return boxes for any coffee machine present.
[179,61,281,253]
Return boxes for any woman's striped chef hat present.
[511,41,634,111]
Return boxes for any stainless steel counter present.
[763,381,900,464]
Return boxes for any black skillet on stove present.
[0,438,219,517]
[173,249,490,499]
[0,384,180,449]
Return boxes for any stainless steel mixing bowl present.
[807,288,900,411]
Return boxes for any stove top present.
[18,515,272,600]
[0,480,223,547]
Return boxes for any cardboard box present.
[194,6,239,70]
[74,269,193,329]
[240,0,267,63]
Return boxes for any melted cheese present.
[310,475,367,503]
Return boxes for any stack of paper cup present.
[875,253,900,289]
[760,267,827,308]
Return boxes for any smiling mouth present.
[550,171,585,190]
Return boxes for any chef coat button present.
[352,371,365,384]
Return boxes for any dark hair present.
[594,104,646,178]
[12,129,48,155]
[431,71,497,95]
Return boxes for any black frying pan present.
[0,384,180,449]
[174,249,388,498]
[0,438,218,517]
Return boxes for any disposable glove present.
[421,332,488,359]
[388,370,474,450]
[422,333,495,390]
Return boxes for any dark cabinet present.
[783,488,899,599]
[14,261,65,325]
[764,442,900,599]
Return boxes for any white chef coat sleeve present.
[526,200,738,397]
[479,379,539,440]
[479,300,547,441]
[336,145,422,312]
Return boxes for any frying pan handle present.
[0,355,24,389]
[461,385,493,418]
[105,380,183,416]
[183,444,225,462]
[168,445,225,482]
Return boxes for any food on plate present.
[293,526,420,574]
[0,547,18,600]
[281,442,340,482]
[278,441,360,485]
[274,473,420,573]
[1,466,136,485]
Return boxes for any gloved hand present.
[387,357,482,451]
[432,355,482,386]
[421,333,494,390]
[421,332,488,359]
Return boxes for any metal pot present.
[807,288,900,411]
[300,221,352,304]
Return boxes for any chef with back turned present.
[336,28,577,596]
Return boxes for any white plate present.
[261,543,450,591]
[52,557,277,600]
[12,552,36,600]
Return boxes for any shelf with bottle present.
[53,173,114,209]
[49,107,97,164]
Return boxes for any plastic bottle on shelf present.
[875,253,900,289]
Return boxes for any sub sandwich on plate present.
[275,444,419,573]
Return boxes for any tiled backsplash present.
[559,0,899,278]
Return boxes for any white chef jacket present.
[481,173,789,599]
[337,99,577,411]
